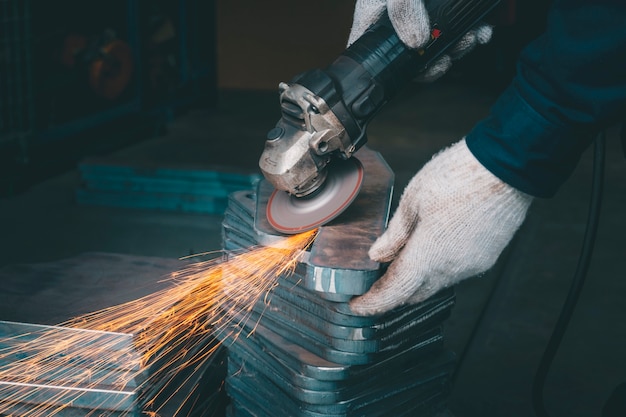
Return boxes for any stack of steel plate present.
[219,147,457,417]
[0,319,226,417]
[0,320,143,417]
[76,157,261,214]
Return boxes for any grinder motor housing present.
[259,0,501,198]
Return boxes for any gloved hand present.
[349,139,533,316]
[347,0,493,82]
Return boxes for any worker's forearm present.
[467,0,626,198]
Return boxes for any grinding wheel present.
[266,158,364,234]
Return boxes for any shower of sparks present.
[0,230,317,416]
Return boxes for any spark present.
[0,230,317,416]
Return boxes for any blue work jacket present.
[466,0,626,197]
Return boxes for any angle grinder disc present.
[267,158,364,234]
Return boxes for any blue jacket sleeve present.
[465,0,626,198]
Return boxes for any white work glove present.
[347,0,493,82]
[350,139,533,316]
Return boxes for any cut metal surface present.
[266,158,364,234]
[309,148,393,265]
[305,147,394,296]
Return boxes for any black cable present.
[531,131,606,417]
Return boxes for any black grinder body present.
[294,0,502,154]
[259,0,501,198]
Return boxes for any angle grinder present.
[260,0,501,234]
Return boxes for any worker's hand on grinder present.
[349,139,533,316]
[348,0,493,82]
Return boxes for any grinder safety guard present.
[259,0,501,232]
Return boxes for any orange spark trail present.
[0,230,317,416]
